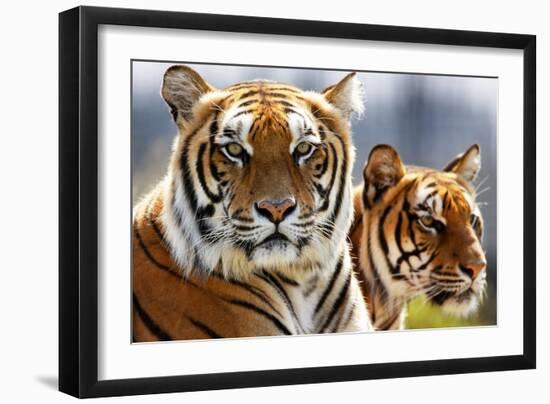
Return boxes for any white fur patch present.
[453,146,481,182]
[333,74,365,118]
[305,76,365,121]
[459,153,481,181]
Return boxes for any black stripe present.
[238,99,257,108]
[275,99,298,109]
[221,128,238,138]
[284,107,298,115]
[239,89,259,99]
[320,270,352,332]
[133,293,172,341]
[394,204,427,269]
[431,290,453,306]
[166,101,178,122]
[326,135,348,233]
[196,142,222,203]
[406,211,418,249]
[264,92,290,99]
[378,309,402,330]
[231,214,254,223]
[314,147,329,178]
[209,128,221,182]
[317,125,326,139]
[133,225,187,282]
[318,143,338,212]
[248,118,262,140]
[187,316,222,339]
[423,189,439,205]
[314,255,344,314]
[230,109,253,119]
[266,87,299,93]
[331,298,351,332]
[396,246,427,267]
[432,277,464,284]
[414,251,437,272]
[367,233,388,310]
[395,210,405,255]
[226,299,292,335]
[341,302,356,330]
[314,182,326,199]
[275,272,300,286]
[210,273,284,318]
[149,217,165,244]
[233,238,256,258]
[176,114,220,267]
[443,191,450,210]
[182,279,288,335]
[378,206,397,273]
[134,226,172,272]
[145,198,166,244]
[234,224,260,232]
[196,204,215,237]
[362,182,372,210]
[257,271,303,333]
[225,83,258,91]
[180,117,213,214]
[292,220,315,228]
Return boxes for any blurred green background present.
[406,294,497,329]
[132,61,498,329]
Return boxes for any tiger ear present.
[161,65,216,126]
[322,72,364,120]
[362,145,406,208]
[443,144,481,183]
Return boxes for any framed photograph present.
[59,6,536,398]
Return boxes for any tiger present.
[349,144,487,330]
[132,65,372,341]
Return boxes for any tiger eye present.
[226,143,243,157]
[419,215,435,227]
[296,142,313,155]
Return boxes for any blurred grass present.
[406,286,496,329]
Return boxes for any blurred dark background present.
[132,61,497,328]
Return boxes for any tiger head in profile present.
[132,65,371,341]
[349,144,487,330]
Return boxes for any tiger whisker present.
[474,175,489,192]
[194,215,230,223]
[476,186,491,197]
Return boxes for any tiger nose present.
[459,259,487,280]
[255,198,297,224]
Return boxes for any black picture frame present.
[59,5,536,398]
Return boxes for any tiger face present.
[361,144,487,316]
[160,65,363,278]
